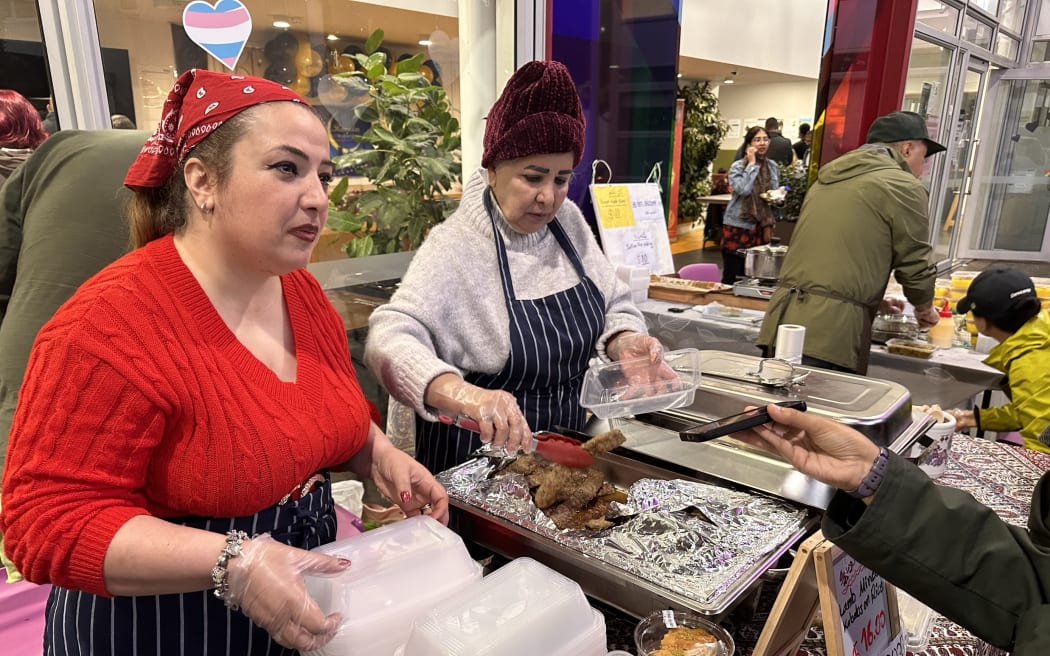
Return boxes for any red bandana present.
[124,69,308,189]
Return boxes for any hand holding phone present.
[679,400,807,443]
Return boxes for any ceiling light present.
[418,39,432,46]
[676,73,682,78]
[723,71,737,84]
[326,34,339,41]
[272,19,291,29]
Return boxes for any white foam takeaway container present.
[302,515,482,656]
[402,557,607,656]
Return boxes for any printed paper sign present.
[590,182,674,275]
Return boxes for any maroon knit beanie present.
[481,60,585,168]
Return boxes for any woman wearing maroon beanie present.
[366,60,667,473]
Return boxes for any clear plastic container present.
[580,348,701,419]
[302,515,482,656]
[403,557,606,656]
[634,610,734,656]
[897,589,936,652]
[884,338,936,360]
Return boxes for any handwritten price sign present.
[832,551,895,656]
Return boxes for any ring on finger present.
[481,413,493,422]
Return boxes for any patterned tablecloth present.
[730,435,1050,656]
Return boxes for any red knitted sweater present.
[0,235,370,595]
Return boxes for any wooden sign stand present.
[753,531,905,656]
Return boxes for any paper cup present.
[909,413,956,479]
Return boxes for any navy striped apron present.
[416,193,606,474]
[42,473,336,656]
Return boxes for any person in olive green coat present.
[0,130,147,473]
[757,112,944,373]
[737,403,1050,655]
[947,268,1050,453]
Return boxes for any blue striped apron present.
[416,192,606,474]
[42,474,336,656]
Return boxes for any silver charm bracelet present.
[211,530,251,609]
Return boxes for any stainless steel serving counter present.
[639,298,1003,410]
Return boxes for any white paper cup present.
[910,413,956,479]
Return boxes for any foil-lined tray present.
[439,455,809,613]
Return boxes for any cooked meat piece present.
[505,452,545,476]
[545,497,616,530]
[560,468,605,509]
[582,428,626,454]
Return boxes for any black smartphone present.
[679,400,807,443]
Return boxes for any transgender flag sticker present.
[182,0,253,71]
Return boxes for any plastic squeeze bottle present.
[929,303,955,348]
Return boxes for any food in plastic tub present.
[950,271,979,289]
[634,610,734,656]
[884,338,936,359]
[580,348,701,419]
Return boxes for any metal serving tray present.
[694,351,913,446]
[450,450,818,621]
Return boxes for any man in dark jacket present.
[738,402,1050,656]
[763,116,794,166]
[757,111,944,373]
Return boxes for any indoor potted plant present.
[326,29,462,257]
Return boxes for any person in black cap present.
[946,268,1050,452]
[757,111,946,374]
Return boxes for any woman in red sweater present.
[0,70,447,655]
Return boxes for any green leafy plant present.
[777,162,810,222]
[677,81,729,222]
[326,29,462,257]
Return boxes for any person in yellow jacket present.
[949,268,1050,453]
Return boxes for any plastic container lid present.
[580,348,701,419]
[302,516,482,656]
[634,610,734,656]
[403,557,606,656]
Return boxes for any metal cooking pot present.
[741,238,789,280]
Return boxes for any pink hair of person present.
[0,90,48,149]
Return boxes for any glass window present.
[967,78,1050,252]
[961,13,994,49]
[902,37,952,254]
[995,33,1020,60]
[915,0,960,35]
[0,0,57,132]
[969,0,1000,16]
[998,0,1027,34]
[1034,39,1050,62]
[90,0,460,138]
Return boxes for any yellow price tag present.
[592,185,636,229]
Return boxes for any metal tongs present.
[437,415,593,468]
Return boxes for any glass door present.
[936,57,988,261]
[959,66,1050,260]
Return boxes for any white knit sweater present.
[364,168,648,420]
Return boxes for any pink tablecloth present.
[0,505,364,655]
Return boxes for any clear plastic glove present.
[879,297,906,314]
[426,374,531,452]
[605,333,681,399]
[914,303,940,329]
[371,442,451,525]
[225,534,349,650]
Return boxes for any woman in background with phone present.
[721,126,779,284]
[735,402,1050,654]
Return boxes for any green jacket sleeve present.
[0,161,28,325]
[887,174,935,308]
[822,453,1050,654]
[978,356,1043,435]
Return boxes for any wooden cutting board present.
[647,276,769,311]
